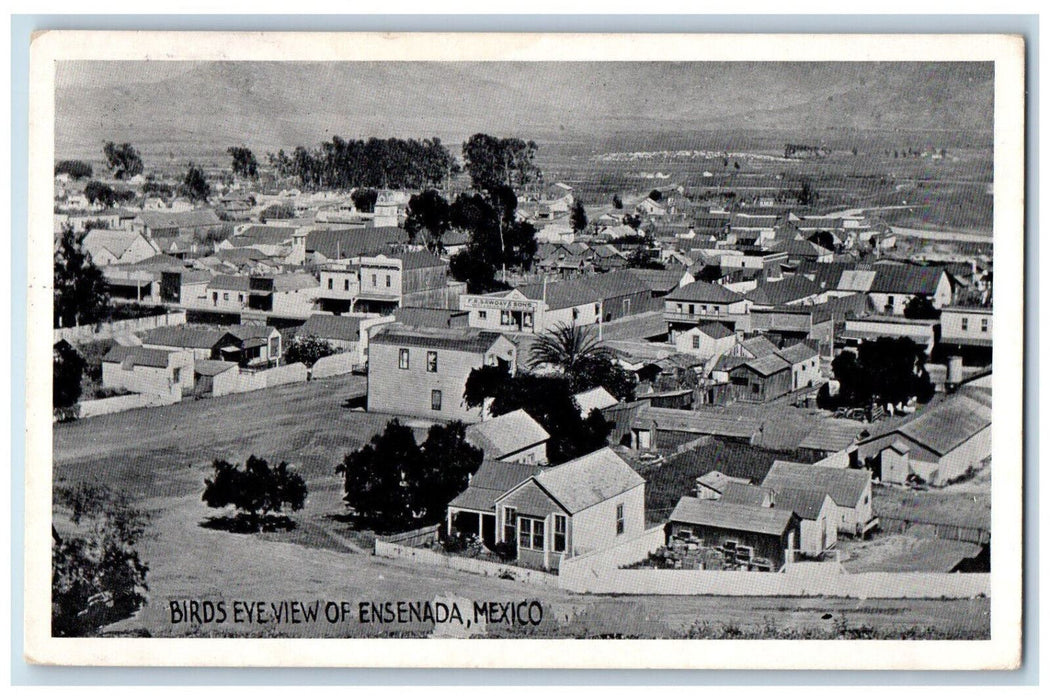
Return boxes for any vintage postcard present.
[25,31,1024,668]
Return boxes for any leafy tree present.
[798,179,819,206]
[448,191,536,287]
[407,422,484,522]
[102,141,144,180]
[84,181,134,208]
[808,230,837,252]
[55,160,93,179]
[404,189,451,250]
[627,247,665,270]
[570,199,588,233]
[284,334,337,367]
[179,164,211,203]
[54,227,112,328]
[623,213,643,230]
[903,295,940,320]
[227,146,259,179]
[336,420,420,530]
[569,354,637,402]
[53,341,86,410]
[142,179,174,198]
[52,483,149,637]
[463,363,512,408]
[351,188,378,213]
[831,338,934,408]
[462,133,540,193]
[202,456,307,531]
[464,372,612,464]
[449,249,505,294]
[612,194,623,209]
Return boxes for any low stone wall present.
[374,540,560,589]
[559,564,989,598]
[55,311,186,344]
[311,353,358,379]
[77,391,182,420]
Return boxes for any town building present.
[761,461,875,538]
[101,345,194,397]
[295,313,394,366]
[82,229,159,266]
[666,496,801,571]
[867,264,953,315]
[356,251,454,314]
[367,324,517,422]
[464,409,549,464]
[938,305,993,365]
[664,281,752,340]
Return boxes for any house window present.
[426,351,438,373]
[981,318,989,333]
[372,274,377,286]
[677,303,684,313]
[519,517,545,550]
[344,279,349,291]
[212,292,218,303]
[961,317,969,331]
[553,514,567,553]
[269,338,279,357]
[478,310,488,320]
[523,312,533,328]
[386,275,391,288]
[751,383,760,394]
[501,310,511,325]
[398,348,410,369]
[238,294,244,302]
[692,336,700,349]
[594,303,600,315]
[328,278,333,290]
[615,503,625,535]
[887,295,895,309]
[689,304,695,315]
[503,507,516,543]
[223,292,229,301]
[173,368,181,384]
[431,390,442,411]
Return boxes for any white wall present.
[569,484,646,557]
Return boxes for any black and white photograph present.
[24,31,1024,669]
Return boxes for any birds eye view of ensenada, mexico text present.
[48,57,1001,643]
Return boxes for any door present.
[636,429,652,449]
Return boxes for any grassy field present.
[54,375,989,639]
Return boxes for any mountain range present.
[55,61,994,161]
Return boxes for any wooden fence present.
[378,524,442,548]
[878,515,990,545]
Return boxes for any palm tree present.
[527,322,611,373]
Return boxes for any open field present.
[54,375,989,639]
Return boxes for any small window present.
[212,292,218,302]
[981,318,989,333]
[372,274,377,286]
[692,336,700,349]
[398,348,409,370]
[961,317,969,331]
[431,389,442,411]
[689,304,695,315]
[386,275,391,288]
[501,310,511,325]
[503,507,516,543]
[572,308,579,320]
[223,292,229,301]
[172,368,181,384]
[328,278,333,290]
[553,514,567,553]
[523,312,533,328]
[478,310,488,320]
[344,279,349,291]
[615,503,625,535]
[238,294,243,302]
[426,351,438,373]
[594,303,600,315]
[751,383,760,394]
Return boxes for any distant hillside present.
[55,61,993,161]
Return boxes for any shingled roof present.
[298,314,364,342]
[666,280,745,304]
[869,264,947,295]
[371,324,509,354]
[762,460,871,508]
[531,447,644,514]
[465,410,550,459]
[448,460,545,513]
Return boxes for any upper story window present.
[386,275,392,288]
[398,348,410,370]
[615,503,625,535]
[961,317,969,331]
[426,351,438,373]
[981,318,989,333]
[328,278,333,290]
[344,279,350,291]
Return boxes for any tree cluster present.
[84,181,135,208]
[142,179,174,199]
[404,189,451,250]
[54,227,112,328]
[52,483,149,637]
[336,420,483,532]
[461,133,540,192]
[103,141,144,180]
[350,188,379,214]
[53,341,86,412]
[267,137,457,191]
[903,295,940,320]
[527,323,636,402]
[284,334,338,367]
[830,337,934,409]
[55,160,93,179]
[202,456,308,531]
[178,164,211,203]
[447,189,537,293]
[227,146,259,179]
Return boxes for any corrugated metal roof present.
[669,496,795,536]
[465,410,550,459]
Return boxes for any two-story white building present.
[664,280,752,341]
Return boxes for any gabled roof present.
[668,496,796,536]
[739,353,791,377]
[194,359,238,377]
[140,325,234,350]
[371,323,509,354]
[745,276,823,306]
[208,274,251,291]
[769,486,831,521]
[740,336,780,358]
[102,345,176,369]
[82,229,153,260]
[136,208,221,229]
[721,481,775,507]
[364,250,444,270]
[530,447,644,515]
[798,419,866,453]
[666,280,745,304]
[298,314,364,342]
[465,409,550,459]
[393,307,469,329]
[233,225,296,245]
[305,227,409,259]
[696,470,751,495]
[227,324,277,341]
[625,268,683,294]
[762,460,871,508]
[890,394,992,457]
[517,277,599,310]
[869,264,947,295]
[448,460,545,513]
[837,269,877,293]
[584,271,651,300]
[573,387,620,415]
[775,342,819,365]
[632,406,762,440]
[695,322,735,340]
